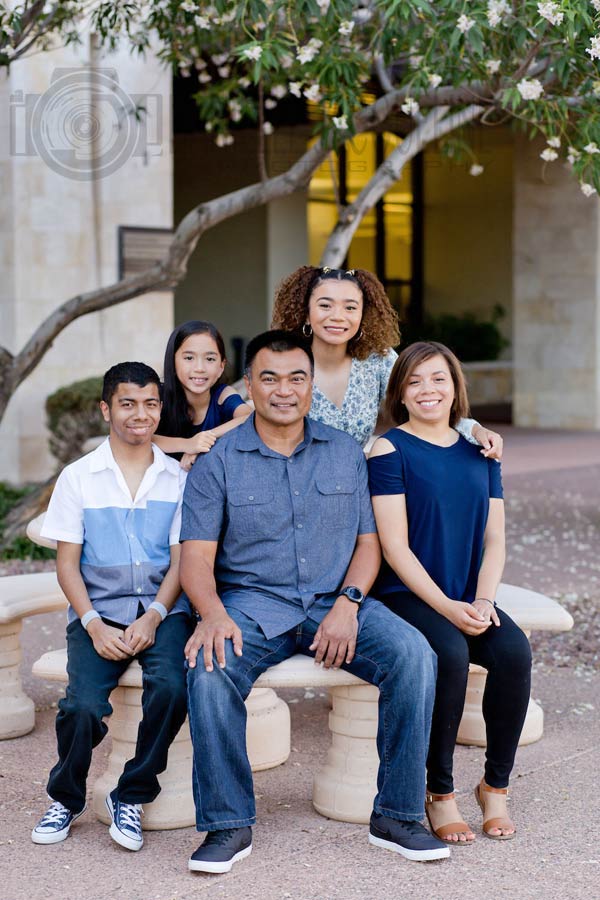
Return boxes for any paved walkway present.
[2,428,599,900]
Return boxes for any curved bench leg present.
[0,621,35,740]
[92,686,291,830]
[312,684,378,824]
[457,664,544,747]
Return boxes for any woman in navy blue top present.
[368,341,531,846]
[154,321,251,468]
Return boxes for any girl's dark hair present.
[386,341,470,427]
[159,321,226,438]
[271,265,400,360]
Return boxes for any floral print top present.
[309,350,478,448]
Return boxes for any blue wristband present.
[148,601,168,621]
[81,610,101,631]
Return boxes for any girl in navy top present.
[154,321,251,469]
[368,341,531,846]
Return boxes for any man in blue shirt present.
[181,332,448,873]
[32,362,192,852]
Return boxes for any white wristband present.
[81,610,101,631]
[148,601,168,621]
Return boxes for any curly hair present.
[271,266,401,361]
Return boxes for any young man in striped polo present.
[32,362,192,851]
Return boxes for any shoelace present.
[39,802,70,826]
[117,802,142,835]
[204,829,240,846]
[397,820,427,836]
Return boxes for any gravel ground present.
[503,464,600,674]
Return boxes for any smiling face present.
[401,354,455,425]
[100,381,162,447]
[307,278,363,347]
[245,347,313,429]
[174,332,225,400]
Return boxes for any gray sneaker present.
[188,827,253,873]
[369,812,450,861]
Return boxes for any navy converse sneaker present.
[31,801,85,844]
[105,790,143,851]
[369,812,450,861]
[188,827,253,874]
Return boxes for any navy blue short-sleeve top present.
[367,428,503,604]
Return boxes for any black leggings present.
[384,592,532,794]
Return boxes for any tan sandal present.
[425,792,475,845]
[474,780,516,840]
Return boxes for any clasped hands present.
[87,609,161,660]
[445,597,501,635]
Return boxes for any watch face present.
[344,586,363,602]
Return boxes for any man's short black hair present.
[244,330,314,377]
[102,361,162,405]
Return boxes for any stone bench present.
[31,582,572,828]
[0,571,67,739]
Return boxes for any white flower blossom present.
[265,98,277,109]
[296,39,323,64]
[205,121,215,133]
[401,97,420,116]
[591,0,600,11]
[486,59,501,74]
[271,85,287,99]
[228,100,242,122]
[215,133,234,147]
[332,115,348,130]
[220,10,236,23]
[180,1,196,11]
[580,182,597,197]
[244,45,263,61]
[316,0,330,11]
[339,20,355,36]
[198,72,212,83]
[179,67,191,78]
[470,163,484,176]
[593,81,600,96]
[428,73,443,88]
[289,82,302,98]
[238,77,251,88]
[586,35,600,60]
[457,14,476,33]
[194,14,210,28]
[487,1,511,27]
[584,142,600,154]
[537,2,564,26]
[303,84,322,102]
[517,78,544,100]
[218,66,230,78]
[212,53,229,66]
[263,122,274,135]
[280,54,294,69]
[410,54,424,68]
[541,147,558,161]
[547,136,561,148]
[567,147,581,165]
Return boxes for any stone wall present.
[0,39,174,482]
[513,135,600,429]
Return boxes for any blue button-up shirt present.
[180,415,377,639]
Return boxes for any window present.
[307,132,423,323]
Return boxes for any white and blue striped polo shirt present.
[41,438,189,625]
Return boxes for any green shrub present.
[46,376,107,465]
[0,482,56,560]
[400,306,509,362]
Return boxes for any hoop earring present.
[353,329,364,341]
[302,323,313,337]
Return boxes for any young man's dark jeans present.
[48,612,192,814]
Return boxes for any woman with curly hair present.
[272,265,501,453]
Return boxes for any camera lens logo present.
[28,68,140,181]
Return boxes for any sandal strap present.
[426,791,456,803]
[434,821,472,839]
[480,781,508,796]
[483,816,515,833]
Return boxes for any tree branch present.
[320,104,485,267]
[6,84,416,400]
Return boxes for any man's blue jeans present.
[187,599,436,831]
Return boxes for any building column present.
[513,135,600,429]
